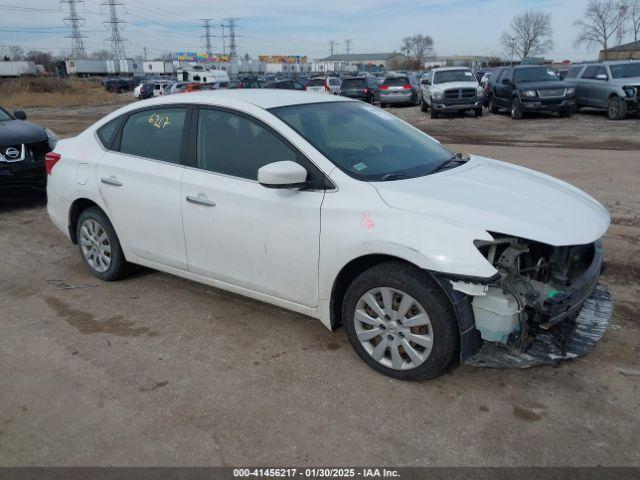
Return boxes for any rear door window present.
[97,117,123,149]
[118,108,187,164]
[565,66,584,79]
[581,66,607,79]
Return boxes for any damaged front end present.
[452,235,612,368]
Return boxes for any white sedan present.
[46,90,610,380]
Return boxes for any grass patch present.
[0,77,128,109]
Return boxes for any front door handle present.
[101,176,122,187]
[186,194,216,207]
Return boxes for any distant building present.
[599,41,640,61]
[314,52,406,72]
[424,55,491,69]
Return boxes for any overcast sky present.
[0,0,625,61]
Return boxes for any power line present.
[328,40,339,56]
[101,0,126,59]
[201,18,214,56]
[60,0,87,58]
[344,39,352,55]
[222,18,240,60]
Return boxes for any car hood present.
[0,119,47,146]
[432,81,479,90]
[518,80,573,90]
[371,156,609,246]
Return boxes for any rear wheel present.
[380,102,387,108]
[559,110,571,118]
[607,97,627,120]
[342,262,458,381]
[474,107,483,118]
[511,97,523,119]
[76,207,132,281]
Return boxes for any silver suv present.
[566,61,640,120]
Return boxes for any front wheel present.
[511,97,523,119]
[420,97,428,112]
[488,94,498,114]
[342,262,458,381]
[474,107,483,118]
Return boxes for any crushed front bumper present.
[466,284,612,368]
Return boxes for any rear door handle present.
[186,194,216,207]
[101,176,122,187]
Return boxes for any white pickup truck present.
[420,67,484,118]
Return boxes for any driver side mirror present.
[258,161,308,189]
[595,73,608,81]
[502,78,512,85]
[421,78,430,85]
[13,110,27,120]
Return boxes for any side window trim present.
[112,104,191,166]
[193,105,334,190]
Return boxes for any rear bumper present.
[380,92,414,104]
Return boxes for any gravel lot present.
[1,101,639,466]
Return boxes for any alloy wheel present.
[79,218,112,273]
[354,287,433,370]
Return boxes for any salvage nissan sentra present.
[46,90,612,380]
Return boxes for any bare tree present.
[628,0,640,41]
[501,9,554,59]
[90,50,113,60]
[575,0,629,50]
[8,45,24,60]
[400,34,434,68]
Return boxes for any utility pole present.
[344,39,352,56]
[102,0,127,60]
[201,19,214,57]
[223,18,240,60]
[60,0,87,59]
[143,46,147,61]
[329,40,339,56]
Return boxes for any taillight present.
[304,85,308,91]
[380,85,388,90]
[45,152,61,175]
[403,84,412,89]
[363,88,369,94]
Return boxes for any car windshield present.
[609,63,640,79]
[0,108,11,122]
[515,67,559,82]
[433,70,475,84]
[270,102,453,181]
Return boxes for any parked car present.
[420,67,484,118]
[46,91,611,381]
[139,83,155,99]
[152,81,173,97]
[379,74,421,107]
[486,65,576,119]
[0,106,58,198]
[169,82,190,95]
[566,61,640,120]
[339,76,379,104]
[108,78,136,94]
[306,76,341,94]
[263,79,305,90]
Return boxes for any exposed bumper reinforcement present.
[465,284,612,369]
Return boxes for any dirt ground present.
[1,101,639,467]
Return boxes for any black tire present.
[511,97,523,120]
[380,103,387,109]
[607,97,627,120]
[488,94,499,114]
[430,100,439,119]
[559,110,571,118]
[474,107,483,118]
[76,207,133,281]
[342,262,458,381]
[420,97,428,112]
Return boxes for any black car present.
[263,79,305,90]
[487,65,576,119]
[0,106,58,198]
[139,83,154,99]
[339,76,379,104]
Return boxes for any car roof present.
[124,89,355,110]
[432,67,471,72]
